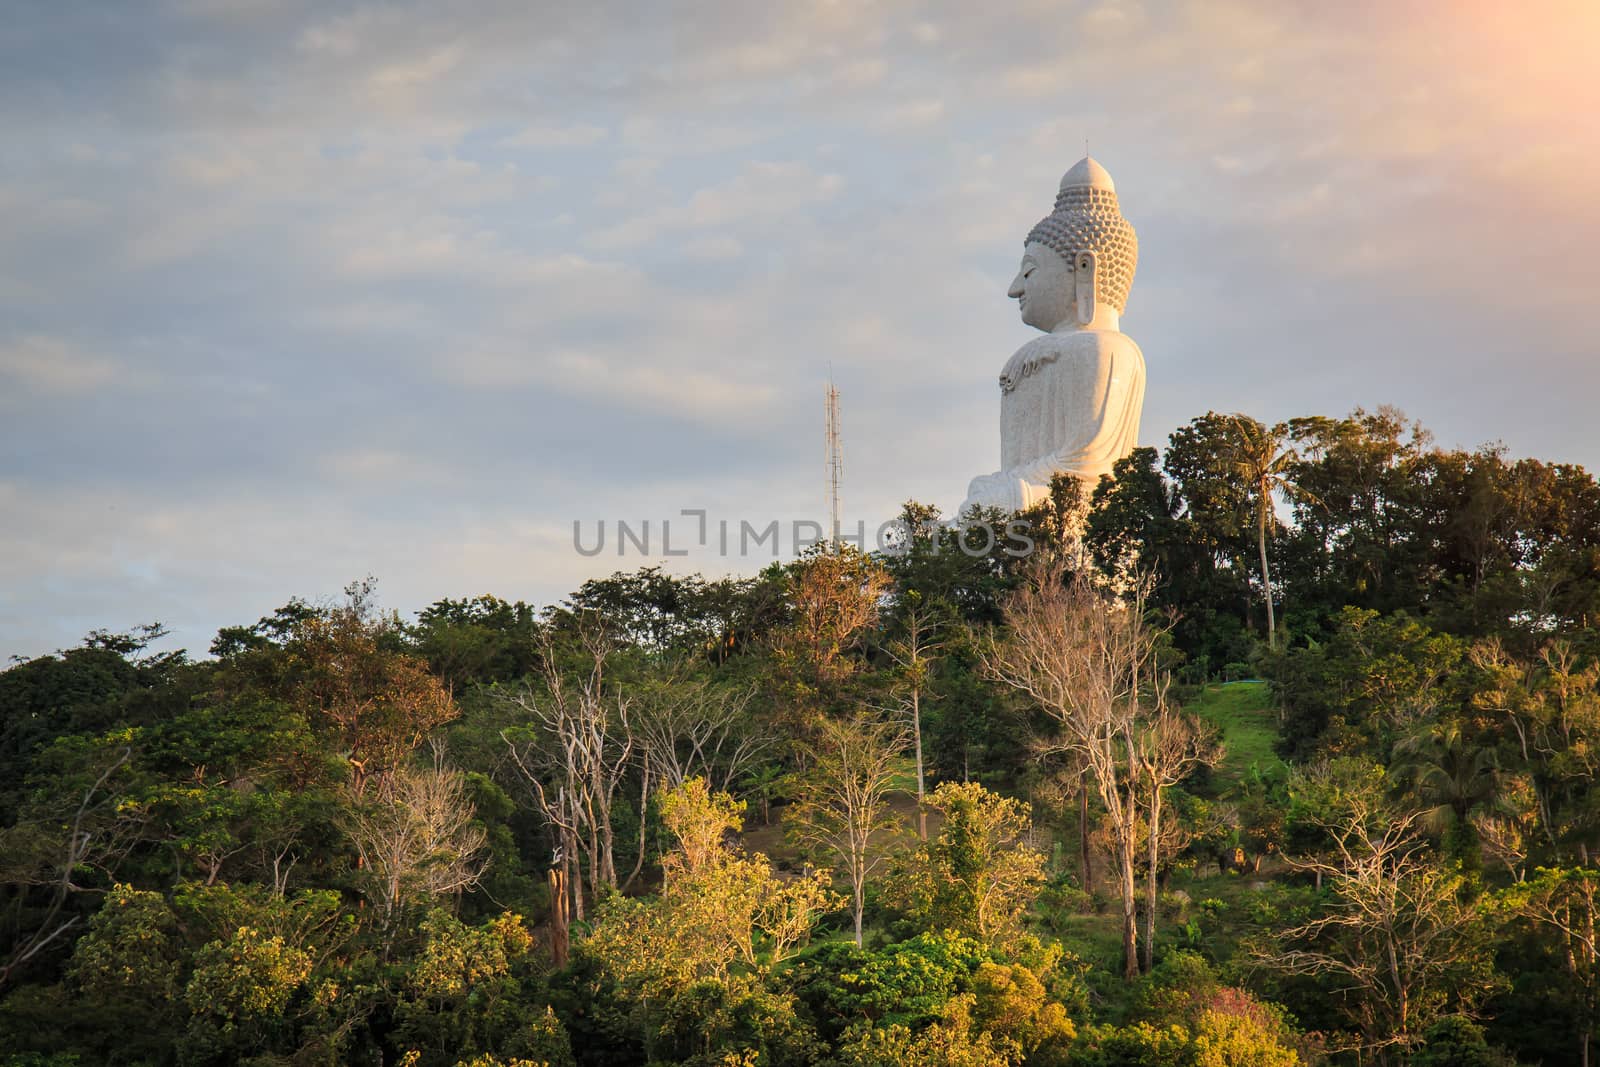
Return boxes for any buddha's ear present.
[1074,251,1097,325]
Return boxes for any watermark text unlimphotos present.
[572,509,1034,559]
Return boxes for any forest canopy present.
[4,407,1600,1067]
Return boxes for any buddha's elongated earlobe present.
[1074,250,1097,325]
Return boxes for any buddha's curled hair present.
[1025,184,1138,314]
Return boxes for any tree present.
[0,741,139,989]
[631,664,770,795]
[1086,447,1253,677]
[566,566,790,662]
[1260,768,1501,1060]
[61,883,185,1060]
[183,923,314,1058]
[1392,716,1504,860]
[391,910,570,1067]
[1271,607,1470,760]
[797,930,1078,1065]
[834,994,1024,1067]
[1471,638,1600,862]
[1165,413,1256,606]
[1279,407,1432,619]
[887,782,1047,948]
[1509,867,1600,1067]
[773,545,892,688]
[410,595,539,691]
[338,762,489,929]
[880,500,1017,628]
[283,582,459,796]
[1225,415,1310,651]
[657,776,745,877]
[583,780,836,997]
[985,559,1169,979]
[173,882,357,1062]
[1017,473,1092,565]
[884,592,943,839]
[500,615,635,920]
[1132,709,1221,970]
[1130,951,1310,1066]
[787,712,908,947]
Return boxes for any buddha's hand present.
[998,344,1057,394]
[998,351,1027,393]
[964,471,1028,515]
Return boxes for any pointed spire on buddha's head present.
[1059,155,1116,193]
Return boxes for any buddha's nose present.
[1007,276,1025,299]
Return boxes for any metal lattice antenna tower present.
[825,378,841,550]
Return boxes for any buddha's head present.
[1009,156,1138,332]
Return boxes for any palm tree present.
[1225,415,1308,652]
[1393,718,1505,859]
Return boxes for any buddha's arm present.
[963,469,1031,515]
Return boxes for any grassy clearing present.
[1188,680,1285,792]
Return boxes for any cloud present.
[318,447,451,486]
[586,161,845,251]
[501,122,609,149]
[0,336,128,395]
[874,98,946,131]
[443,343,777,423]
[0,0,1596,659]
[680,234,744,261]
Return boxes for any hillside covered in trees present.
[5,407,1600,1067]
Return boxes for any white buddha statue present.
[961,157,1145,515]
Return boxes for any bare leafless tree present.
[1256,779,1499,1061]
[0,746,143,990]
[632,665,771,794]
[787,711,909,947]
[1516,868,1600,1067]
[984,559,1183,979]
[1133,708,1221,970]
[500,617,634,919]
[338,762,488,928]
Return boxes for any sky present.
[2,0,1598,661]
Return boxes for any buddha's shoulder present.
[1012,329,1143,361]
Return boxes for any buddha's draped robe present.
[963,329,1145,514]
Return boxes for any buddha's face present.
[1008,242,1075,332]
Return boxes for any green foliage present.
[181,924,313,1060]
[881,501,1019,628]
[795,929,1083,1063]
[57,884,185,1062]
[1067,1022,1195,1067]
[410,595,540,689]
[1188,682,1283,791]
[1086,447,1252,677]
[393,911,573,1067]
[1269,608,1472,759]
[797,930,992,1033]
[1407,1017,1515,1067]
[888,781,1046,947]
[649,976,819,1066]
[10,408,1600,1065]
[581,777,838,1040]
[833,993,1024,1067]
[0,1054,82,1067]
